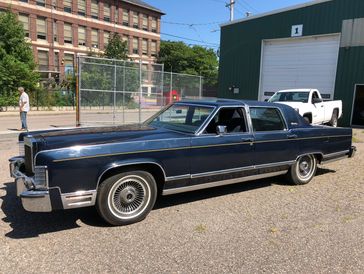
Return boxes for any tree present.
[103,32,128,60]
[0,11,39,108]
[157,41,219,86]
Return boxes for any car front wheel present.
[96,170,157,226]
[287,154,317,185]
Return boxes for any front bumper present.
[9,157,52,212]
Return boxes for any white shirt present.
[19,92,30,112]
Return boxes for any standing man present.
[18,87,30,131]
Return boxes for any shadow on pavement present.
[1,182,107,239]
[1,167,335,238]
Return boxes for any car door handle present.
[287,134,298,139]
[241,138,254,143]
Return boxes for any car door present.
[311,91,325,124]
[249,106,298,169]
[189,106,254,186]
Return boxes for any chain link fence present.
[78,56,210,126]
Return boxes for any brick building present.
[0,0,164,81]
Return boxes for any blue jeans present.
[20,111,28,130]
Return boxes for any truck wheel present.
[96,170,157,226]
[329,110,338,127]
[286,154,317,185]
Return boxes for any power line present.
[160,32,219,47]
[162,20,224,26]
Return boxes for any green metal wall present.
[218,0,364,126]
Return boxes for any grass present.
[352,136,362,143]
[195,224,207,233]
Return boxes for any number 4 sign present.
[291,24,303,37]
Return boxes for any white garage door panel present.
[259,35,340,100]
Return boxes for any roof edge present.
[220,0,332,28]
[122,0,165,15]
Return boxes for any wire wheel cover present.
[297,155,315,180]
[108,175,151,219]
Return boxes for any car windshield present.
[147,104,214,133]
[269,91,309,103]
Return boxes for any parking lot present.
[0,131,363,273]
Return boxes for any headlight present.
[34,166,48,189]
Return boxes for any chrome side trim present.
[165,160,295,182]
[323,150,350,159]
[61,190,97,209]
[165,174,190,182]
[320,150,351,164]
[162,170,287,195]
[96,161,167,189]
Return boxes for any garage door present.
[259,34,340,101]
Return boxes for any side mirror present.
[312,97,323,104]
[216,125,227,135]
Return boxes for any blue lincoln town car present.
[9,99,356,225]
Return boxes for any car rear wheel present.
[96,170,157,226]
[329,110,338,127]
[287,154,317,185]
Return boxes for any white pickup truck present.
[268,89,342,127]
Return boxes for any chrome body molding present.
[96,161,167,189]
[320,149,354,164]
[165,174,191,182]
[61,190,97,209]
[162,170,288,195]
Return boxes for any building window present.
[78,26,86,46]
[142,14,148,31]
[151,40,157,57]
[64,23,73,44]
[64,53,74,74]
[36,17,47,40]
[36,0,45,7]
[92,29,98,48]
[122,35,128,53]
[133,38,139,54]
[115,7,118,24]
[104,31,110,48]
[151,17,157,33]
[19,0,28,3]
[78,0,86,16]
[122,10,129,26]
[91,0,99,19]
[104,2,111,22]
[53,20,57,41]
[63,0,72,13]
[18,13,29,38]
[142,39,147,55]
[38,50,49,71]
[132,11,139,28]
[54,51,59,71]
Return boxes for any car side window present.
[204,107,247,134]
[250,107,286,132]
[312,92,319,103]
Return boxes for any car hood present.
[27,124,189,151]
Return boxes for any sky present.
[146,0,311,49]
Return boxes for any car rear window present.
[250,107,286,132]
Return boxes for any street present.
[0,132,363,273]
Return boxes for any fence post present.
[199,76,203,99]
[113,59,116,125]
[76,56,80,127]
[160,64,164,107]
[123,60,126,124]
[139,60,142,123]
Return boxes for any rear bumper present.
[349,146,356,158]
[9,157,52,212]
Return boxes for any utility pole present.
[226,0,235,21]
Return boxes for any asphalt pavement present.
[0,132,363,273]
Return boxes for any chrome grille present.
[24,143,33,174]
[19,142,24,156]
